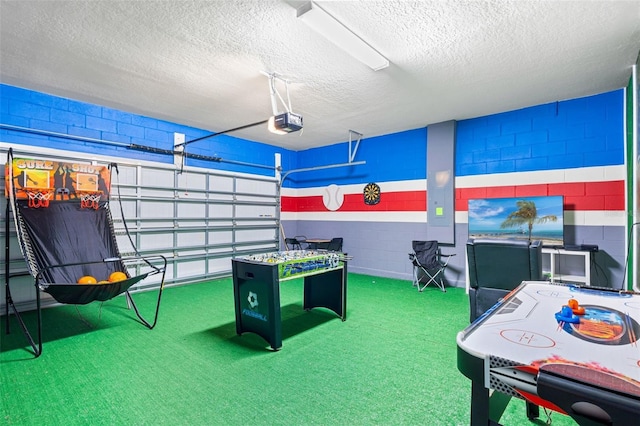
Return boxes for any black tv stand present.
[564,244,599,252]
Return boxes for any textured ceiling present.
[1,1,639,151]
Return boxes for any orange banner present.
[5,157,111,201]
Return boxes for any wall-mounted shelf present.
[541,248,592,285]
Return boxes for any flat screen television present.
[468,195,564,247]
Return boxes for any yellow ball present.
[97,280,110,284]
[77,276,97,285]
[108,271,128,282]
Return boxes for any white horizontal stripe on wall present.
[455,165,625,188]
[282,165,625,198]
[280,179,426,197]
[281,211,427,222]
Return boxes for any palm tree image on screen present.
[500,200,558,241]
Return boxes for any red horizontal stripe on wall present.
[341,192,426,211]
[457,180,624,211]
[283,180,624,213]
[281,190,426,212]
[281,195,326,212]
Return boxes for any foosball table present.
[231,250,347,350]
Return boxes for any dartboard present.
[363,182,380,205]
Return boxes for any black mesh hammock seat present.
[3,149,167,357]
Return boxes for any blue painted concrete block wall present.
[4,83,623,191]
[456,90,623,176]
[0,84,295,177]
[290,90,623,186]
[291,128,426,187]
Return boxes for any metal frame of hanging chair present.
[3,148,167,357]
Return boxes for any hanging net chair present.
[4,148,167,357]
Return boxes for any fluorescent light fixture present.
[297,2,389,71]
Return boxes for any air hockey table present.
[232,250,347,350]
[457,281,640,425]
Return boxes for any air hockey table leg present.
[526,401,539,420]
[470,379,514,425]
[470,379,491,425]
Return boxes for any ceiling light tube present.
[297,2,389,71]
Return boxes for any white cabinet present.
[541,248,591,285]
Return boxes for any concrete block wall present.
[0,84,293,176]
[284,89,627,289]
[0,83,629,288]
[456,91,623,176]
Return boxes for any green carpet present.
[1,274,577,425]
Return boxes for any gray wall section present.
[587,226,628,288]
[426,121,456,244]
[283,220,628,290]
[284,220,468,287]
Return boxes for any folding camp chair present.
[408,240,454,292]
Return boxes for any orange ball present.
[108,271,128,282]
[77,276,97,285]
